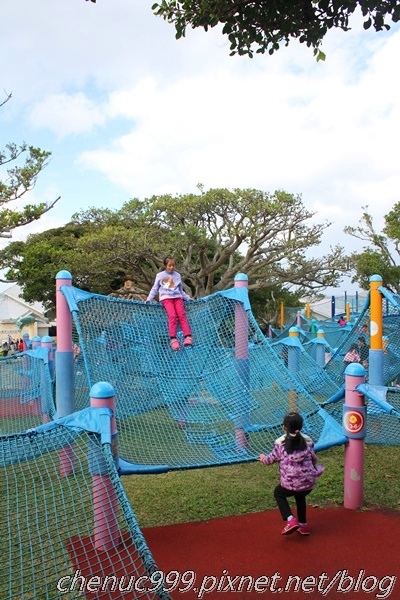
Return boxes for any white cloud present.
[28,93,107,138]
[1,0,399,282]
[76,26,400,217]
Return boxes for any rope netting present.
[0,408,171,600]
[1,279,400,599]
[324,293,400,388]
[270,336,341,401]
[0,348,55,436]
[273,316,352,350]
[63,286,346,472]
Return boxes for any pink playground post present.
[90,382,121,551]
[56,270,75,476]
[343,363,366,509]
[55,271,75,415]
[234,273,250,449]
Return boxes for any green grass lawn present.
[121,445,400,528]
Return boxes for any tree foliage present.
[0,187,349,311]
[0,222,91,309]
[0,93,60,248]
[149,0,400,59]
[345,204,400,293]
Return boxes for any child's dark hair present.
[163,256,175,267]
[283,412,307,454]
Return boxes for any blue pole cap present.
[344,363,366,377]
[56,270,72,280]
[90,381,115,398]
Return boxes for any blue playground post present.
[37,336,54,424]
[22,332,30,350]
[288,327,300,372]
[234,273,250,449]
[343,363,366,509]
[315,329,326,367]
[309,319,318,334]
[41,335,55,382]
[89,382,121,551]
[288,327,300,411]
[31,336,41,349]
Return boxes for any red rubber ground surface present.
[143,506,400,599]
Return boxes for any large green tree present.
[0,187,349,310]
[0,222,92,309]
[148,0,400,60]
[0,93,60,252]
[345,204,400,293]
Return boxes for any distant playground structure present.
[1,272,400,598]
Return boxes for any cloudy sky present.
[1,1,399,293]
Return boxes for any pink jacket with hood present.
[260,433,324,491]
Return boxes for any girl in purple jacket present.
[146,256,193,351]
[258,412,324,536]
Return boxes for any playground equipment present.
[0,400,171,599]
[279,289,366,330]
[324,277,400,389]
[0,343,55,435]
[56,272,346,472]
[1,272,400,598]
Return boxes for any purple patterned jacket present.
[260,434,324,491]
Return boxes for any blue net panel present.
[0,348,56,436]
[0,408,171,600]
[2,280,400,599]
[324,289,400,387]
[63,286,347,472]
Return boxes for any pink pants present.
[161,298,192,338]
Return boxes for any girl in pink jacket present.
[258,412,324,536]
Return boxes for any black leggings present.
[274,484,312,523]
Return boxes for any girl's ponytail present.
[283,413,307,453]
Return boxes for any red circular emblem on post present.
[344,409,365,435]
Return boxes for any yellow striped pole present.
[369,275,383,385]
[346,302,350,323]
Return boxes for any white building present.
[0,284,51,342]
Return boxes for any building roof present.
[0,284,47,323]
